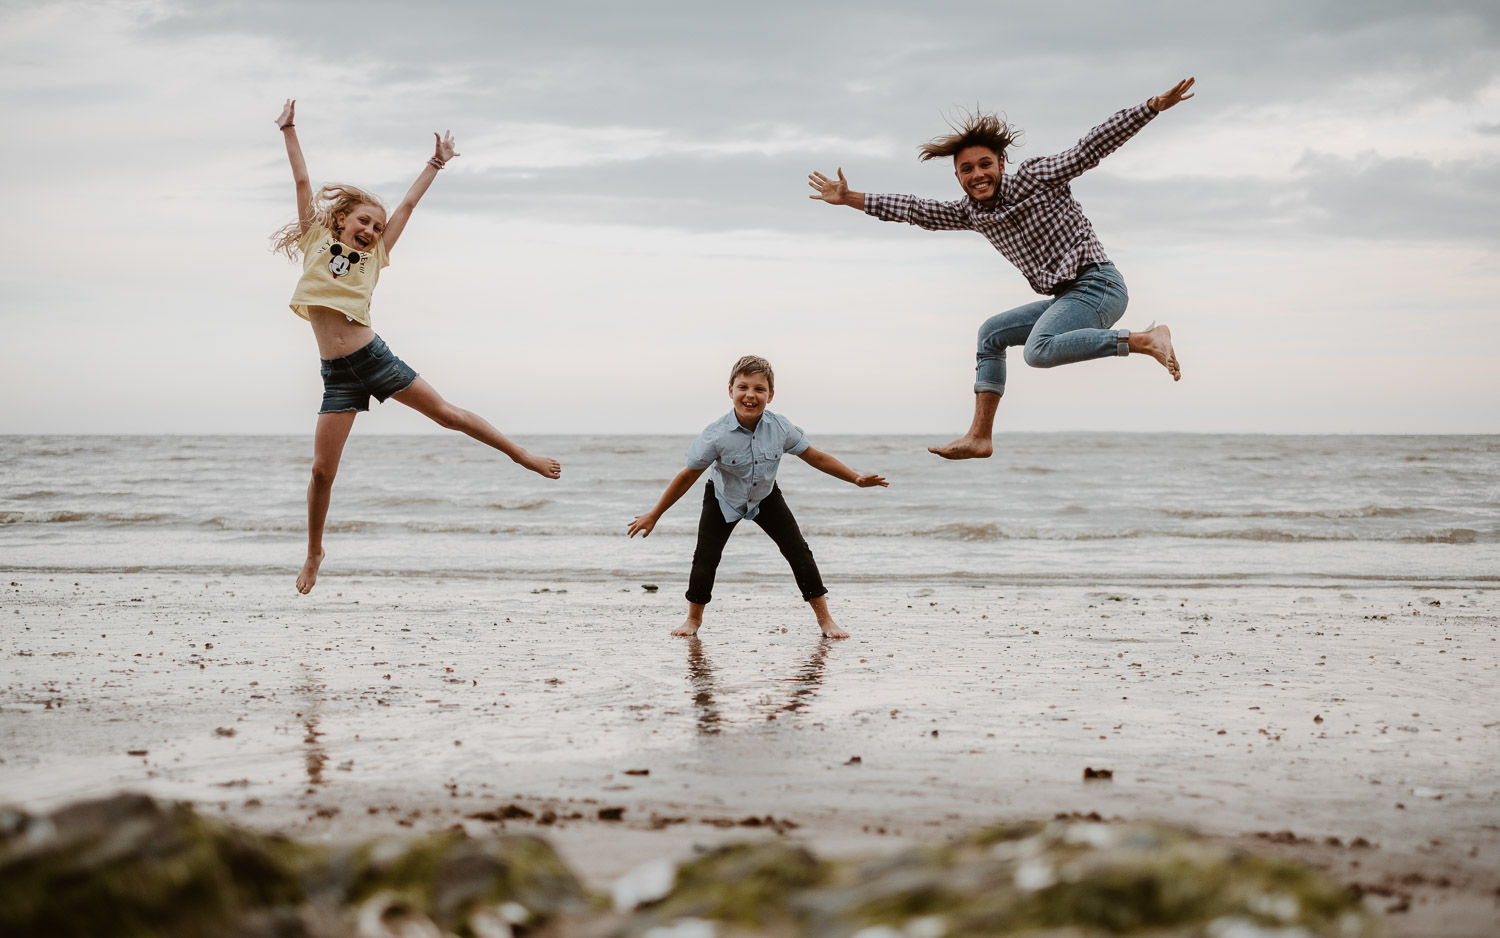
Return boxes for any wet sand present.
[3,573,1497,935]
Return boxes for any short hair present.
[729,355,774,393]
[917,109,1022,164]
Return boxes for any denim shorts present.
[318,335,419,414]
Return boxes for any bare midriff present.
[308,306,377,360]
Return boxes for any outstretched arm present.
[813,166,969,232]
[1025,76,1195,187]
[382,131,460,253]
[276,99,312,229]
[797,447,888,488]
[628,466,707,538]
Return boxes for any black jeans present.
[685,482,827,605]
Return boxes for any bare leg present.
[392,377,561,478]
[673,602,706,637]
[1127,324,1180,380]
[928,391,1000,460]
[808,595,848,639]
[299,410,358,594]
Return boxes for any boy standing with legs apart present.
[628,357,887,639]
[808,79,1195,459]
[271,100,561,594]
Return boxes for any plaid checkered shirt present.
[865,102,1157,295]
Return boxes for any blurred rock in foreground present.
[1,794,1378,937]
[0,793,585,938]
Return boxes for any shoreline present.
[3,572,1497,935]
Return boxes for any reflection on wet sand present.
[774,639,829,716]
[684,637,832,734]
[684,638,722,735]
[296,668,328,793]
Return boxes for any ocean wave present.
[375,496,447,508]
[1160,506,1431,521]
[8,491,61,500]
[485,499,552,511]
[801,524,1499,544]
[198,517,379,534]
[1,510,175,525]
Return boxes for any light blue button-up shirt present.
[686,410,810,522]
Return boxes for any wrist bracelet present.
[280,123,294,130]
[428,157,445,170]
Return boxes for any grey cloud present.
[1081,152,1500,244]
[1290,150,1500,242]
[141,0,1500,141]
[1476,122,1500,135]
[147,1,1500,248]
[388,145,1500,249]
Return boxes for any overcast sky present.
[2,0,1497,435]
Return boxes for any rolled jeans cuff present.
[972,381,1005,396]
[1115,329,1130,357]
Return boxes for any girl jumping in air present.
[271,100,561,594]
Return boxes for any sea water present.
[3,434,1497,586]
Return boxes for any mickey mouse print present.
[327,242,364,278]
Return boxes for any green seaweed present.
[347,827,585,934]
[631,840,827,933]
[0,794,311,938]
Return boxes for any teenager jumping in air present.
[808,78,1195,459]
[271,100,561,594]
[627,356,887,640]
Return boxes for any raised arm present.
[382,131,460,253]
[1023,77,1194,188]
[628,466,708,538]
[797,447,888,488]
[276,99,312,228]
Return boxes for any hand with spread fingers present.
[808,168,851,204]
[433,130,460,164]
[1149,77,1195,112]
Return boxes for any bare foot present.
[1131,324,1181,380]
[927,436,994,460]
[672,616,702,637]
[296,550,324,594]
[819,619,849,639]
[518,452,562,479]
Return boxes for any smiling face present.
[334,202,387,251]
[729,370,774,429]
[954,145,1002,204]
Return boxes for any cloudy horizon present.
[3,0,1497,435]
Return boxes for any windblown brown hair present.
[269,183,388,260]
[917,109,1022,164]
[729,355,775,393]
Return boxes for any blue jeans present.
[973,263,1130,395]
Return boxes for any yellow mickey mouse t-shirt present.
[288,224,391,326]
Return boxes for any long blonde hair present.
[269,183,388,260]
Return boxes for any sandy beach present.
[3,571,1496,935]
